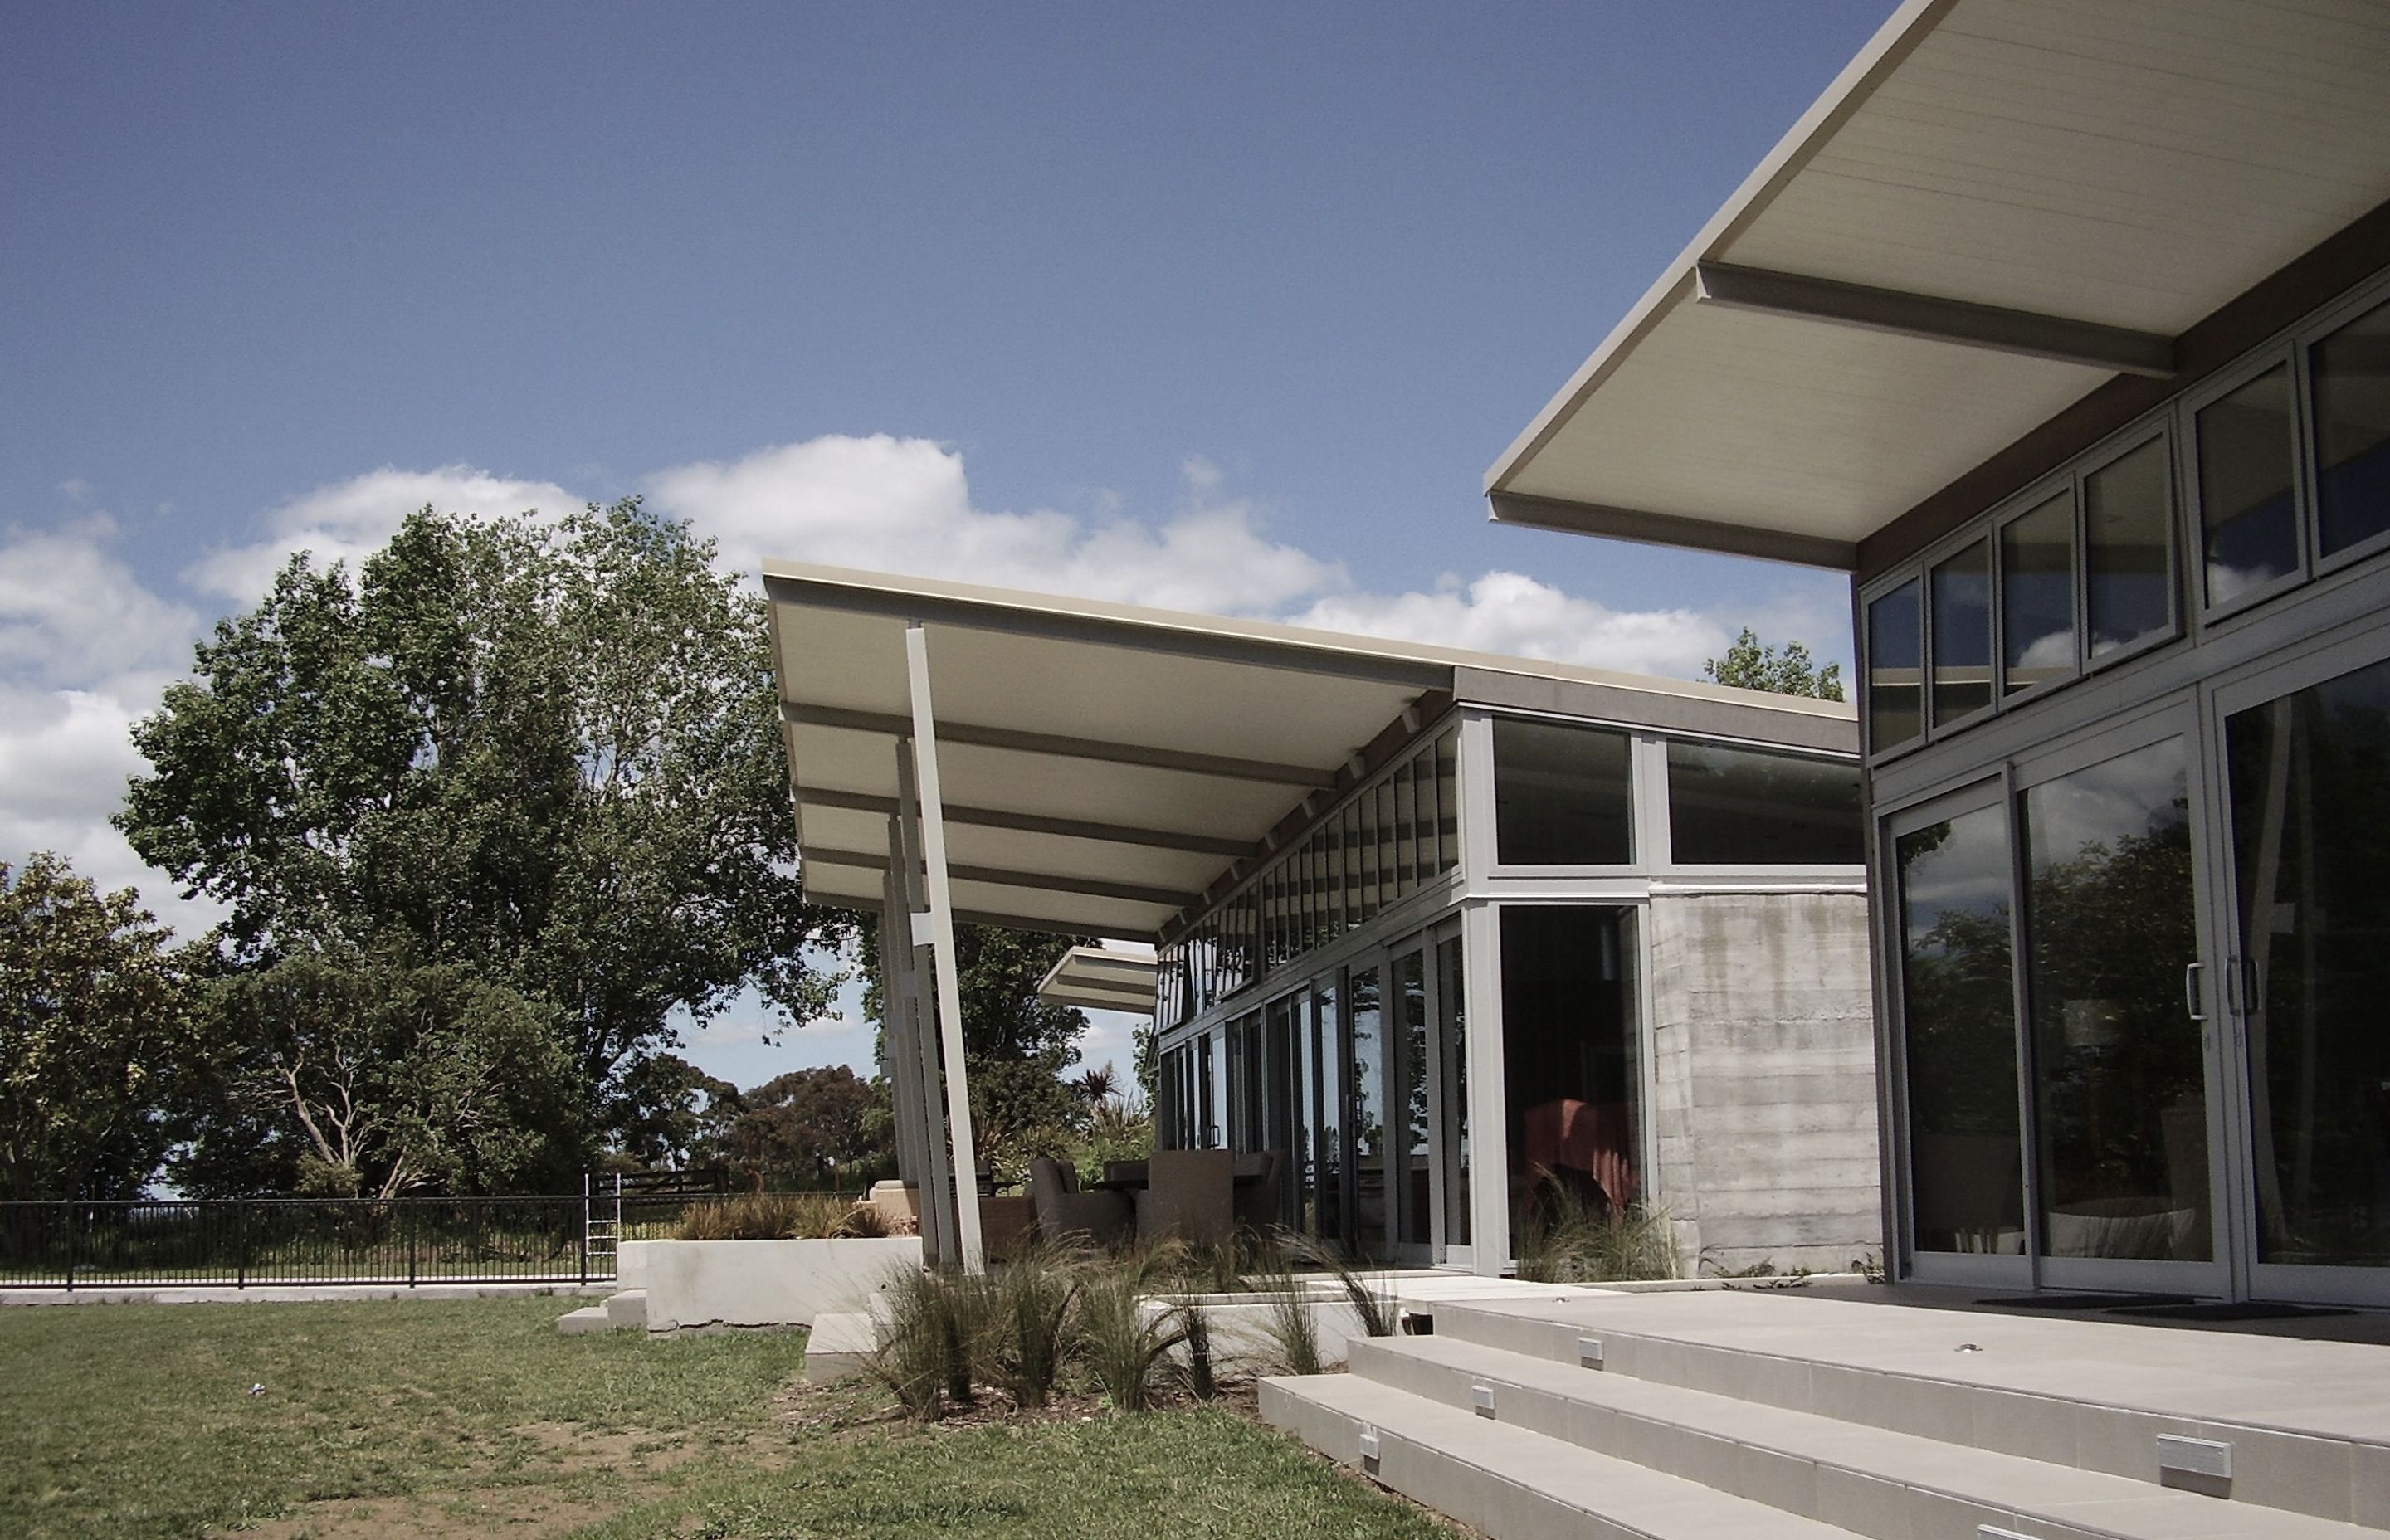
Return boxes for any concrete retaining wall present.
[1647,891,1881,1275]
[626,1236,923,1332]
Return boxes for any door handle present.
[2183,961,2207,1023]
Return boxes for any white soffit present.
[1485,0,2390,565]
[1036,945,1160,1016]
[764,563,1851,940]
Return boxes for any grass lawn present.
[0,1295,1460,1539]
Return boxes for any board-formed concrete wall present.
[1646,891,1880,1275]
[626,1236,923,1332]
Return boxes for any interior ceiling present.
[1486,0,2390,563]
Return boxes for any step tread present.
[1354,1333,2383,1540]
[1435,1294,2390,1448]
[1268,1371,1866,1540]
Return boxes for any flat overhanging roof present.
[765,563,1854,940]
[1036,945,1158,1016]
[1485,0,2390,571]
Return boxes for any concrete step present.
[602,1288,648,1328]
[804,1309,877,1382]
[1429,1292,2390,1528]
[1261,1369,1867,1540]
[1353,1332,2384,1540]
[555,1304,613,1335]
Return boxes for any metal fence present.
[0,1193,698,1290]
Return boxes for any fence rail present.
[0,1193,700,1290]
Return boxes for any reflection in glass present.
[1896,805,2024,1253]
[1437,933,1470,1248]
[1666,742,1861,865]
[1376,780,1399,904]
[1349,967,1385,1250]
[1312,975,1344,1243]
[2227,659,2390,1269]
[1931,539,1994,727]
[2314,298,2390,558]
[1393,759,1417,896]
[1410,749,1435,889]
[1397,948,1430,1250]
[1342,802,1363,929]
[2024,739,2209,1261]
[2200,365,2299,606]
[2086,438,2173,658]
[1491,719,1632,864]
[2002,491,2075,695]
[1265,997,1302,1228]
[1867,578,1924,752]
[1196,1032,1217,1149]
[1501,907,1638,1254]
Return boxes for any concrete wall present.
[626,1236,923,1332]
[1646,891,1880,1275]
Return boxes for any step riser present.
[1429,1302,2385,1527]
[1263,1380,1742,1540]
[1350,1338,2035,1540]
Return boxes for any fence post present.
[235,1200,247,1289]
[407,1201,418,1287]
[65,1203,78,1294]
[578,1175,589,1286]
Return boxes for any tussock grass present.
[675,1191,886,1240]
[1516,1191,1680,1283]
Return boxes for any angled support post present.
[892,751,955,1268]
[905,621,986,1274]
[878,852,933,1218]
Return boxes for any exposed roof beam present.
[797,785,1252,857]
[1487,490,1858,572]
[765,571,1451,690]
[782,702,1334,787]
[1692,261,2178,379]
[801,846,1202,910]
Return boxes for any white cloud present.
[1290,570,1732,678]
[182,465,583,603]
[646,434,1342,616]
[0,518,202,686]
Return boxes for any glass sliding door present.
[2018,729,2218,1289]
[2222,645,2390,1299]
[1311,972,1345,1242]
[1890,792,2027,1278]
[1436,928,1471,1257]
[1392,944,1432,1263]
[1349,965,1387,1253]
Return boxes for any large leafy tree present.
[183,948,586,1198]
[118,500,850,1148]
[0,854,196,1201]
[1704,627,1846,701]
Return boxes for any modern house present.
[1483,0,2390,1310]
[763,563,1877,1276]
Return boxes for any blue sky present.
[2,2,1893,1087]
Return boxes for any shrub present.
[1278,1229,1397,1338]
[673,1192,885,1241]
[1076,1266,1188,1412]
[1248,1238,1324,1377]
[1516,1192,1679,1283]
[986,1243,1081,1410]
[865,1265,949,1421]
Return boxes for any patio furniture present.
[1232,1148,1285,1232]
[1026,1157,1132,1246]
[1134,1148,1234,1246]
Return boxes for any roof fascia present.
[1487,490,1858,572]
[797,785,1253,858]
[765,569,1451,692]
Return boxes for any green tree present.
[609,1052,739,1172]
[1703,627,1846,700]
[118,500,851,1145]
[861,921,1092,1174]
[0,854,196,1201]
[717,1064,890,1189]
[182,948,587,1197]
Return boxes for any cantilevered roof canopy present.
[764,563,1851,941]
[1486,0,2390,570]
[1036,945,1158,1016]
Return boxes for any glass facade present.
[1491,718,1631,865]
